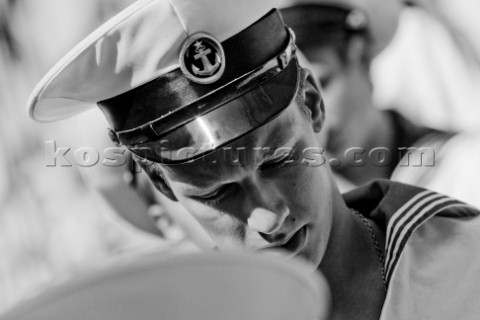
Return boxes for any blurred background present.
[0,0,168,313]
[1,0,480,314]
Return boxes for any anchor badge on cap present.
[180,32,226,84]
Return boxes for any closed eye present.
[260,151,293,171]
[191,184,235,206]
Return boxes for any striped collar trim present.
[383,190,473,286]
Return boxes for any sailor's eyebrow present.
[259,128,297,158]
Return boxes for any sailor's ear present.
[299,67,325,133]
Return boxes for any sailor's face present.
[302,45,372,165]
[145,101,335,267]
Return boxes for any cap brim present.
[129,57,300,163]
[0,252,330,320]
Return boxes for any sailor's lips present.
[258,225,308,258]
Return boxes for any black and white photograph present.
[1,0,480,319]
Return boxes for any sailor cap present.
[28,0,302,163]
[278,0,402,58]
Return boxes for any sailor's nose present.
[247,206,290,235]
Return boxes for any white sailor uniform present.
[344,180,480,320]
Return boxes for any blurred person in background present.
[26,0,480,318]
[279,0,480,209]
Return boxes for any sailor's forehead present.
[159,103,304,186]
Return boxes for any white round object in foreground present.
[1,251,330,320]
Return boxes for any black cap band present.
[98,9,290,134]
